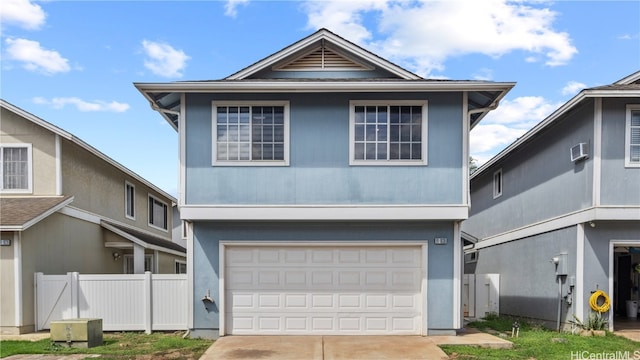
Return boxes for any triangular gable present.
[274,42,373,71]
[226,28,421,80]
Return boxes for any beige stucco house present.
[0,99,186,334]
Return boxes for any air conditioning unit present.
[570,142,589,162]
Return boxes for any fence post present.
[144,271,152,334]
[70,272,80,318]
[34,273,41,330]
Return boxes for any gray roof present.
[0,196,74,230]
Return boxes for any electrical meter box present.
[553,253,568,276]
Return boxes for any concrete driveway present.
[200,335,449,360]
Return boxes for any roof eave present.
[134,81,516,93]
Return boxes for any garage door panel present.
[225,245,424,335]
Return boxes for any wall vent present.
[570,142,589,162]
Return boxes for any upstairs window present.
[125,181,135,219]
[493,169,503,199]
[627,105,640,167]
[213,102,289,166]
[0,144,32,193]
[148,195,168,231]
[175,260,187,274]
[350,101,428,165]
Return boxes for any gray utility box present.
[50,318,103,348]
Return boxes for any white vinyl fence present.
[463,274,500,319]
[35,272,188,333]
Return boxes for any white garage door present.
[224,244,424,335]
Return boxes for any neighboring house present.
[136,28,514,338]
[0,100,186,335]
[463,71,640,331]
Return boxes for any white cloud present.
[470,96,563,164]
[473,68,493,81]
[302,0,577,76]
[0,0,46,30]
[561,80,586,96]
[33,97,130,112]
[5,38,70,75]
[224,0,249,18]
[141,40,190,78]
[303,0,388,45]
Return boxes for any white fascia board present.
[134,81,515,94]
[180,204,468,221]
[474,206,640,250]
[226,30,421,80]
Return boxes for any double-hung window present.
[213,102,289,166]
[0,144,32,193]
[350,101,428,165]
[148,194,168,231]
[626,105,640,167]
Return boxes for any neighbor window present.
[125,181,135,219]
[0,144,32,192]
[350,101,427,165]
[124,254,154,274]
[175,260,187,274]
[213,102,289,165]
[493,169,503,199]
[148,195,168,230]
[626,105,640,167]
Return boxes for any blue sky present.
[2,0,639,197]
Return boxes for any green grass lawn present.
[442,315,640,360]
[0,331,213,359]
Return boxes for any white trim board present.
[181,204,469,221]
[473,206,640,250]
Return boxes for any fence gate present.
[462,273,499,319]
[35,272,79,331]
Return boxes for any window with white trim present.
[125,181,135,219]
[626,105,640,167]
[175,260,187,274]
[148,195,168,230]
[0,144,32,192]
[493,168,503,199]
[124,254,154,274]
[350,101,428,165]
[212,102,289,165]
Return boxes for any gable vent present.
[275,45,371,71]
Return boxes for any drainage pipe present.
[557,276,562,332]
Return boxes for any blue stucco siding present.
[465,100,594,239]
[191,221,456,332]
[184,92,464,205]
[600,98,640,205]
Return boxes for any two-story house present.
[463,71,640,331]
[136,29,514,338]
[0,100,186,334]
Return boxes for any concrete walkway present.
[200,330,513,360]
